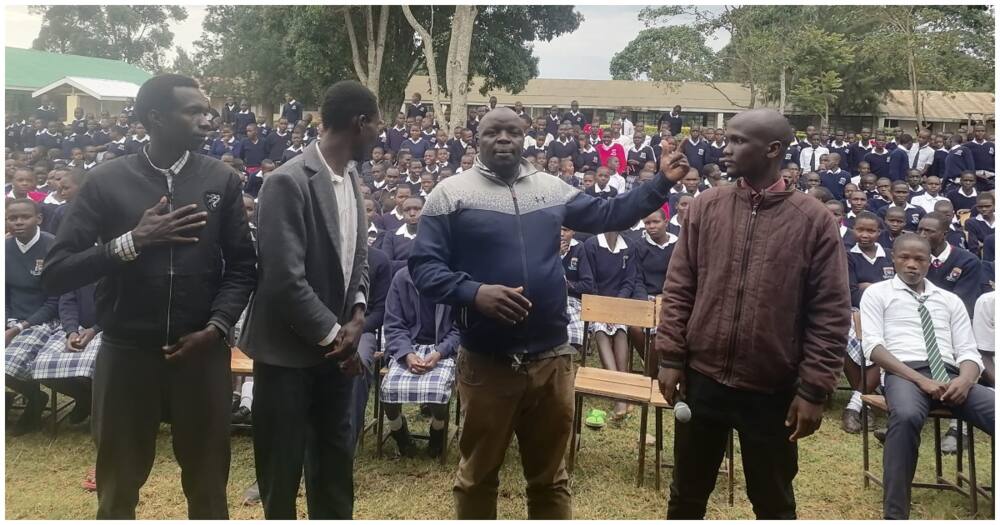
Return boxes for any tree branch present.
[401,5,445,129]
[343,7,368,85]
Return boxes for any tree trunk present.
[401,6,446,130]
[445,6,477,133]
[370,6,389,105]
[343,8,369,87]
[779,66,786,115]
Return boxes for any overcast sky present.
[5,5,728,80]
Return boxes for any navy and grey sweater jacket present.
[362,247,392,334]
[6,232,59,325]
[632,233,678,298]
[577,235,637,299]
[384,268,460,364]
[409,156,675,355]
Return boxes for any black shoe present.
[841,408,862,434]
[11,391,48,436]
[232,392,241,412]
[874,427,887,444]
[419,403,432,418]
[427,426,446,458]
[389,418,418,458]
[67,399,91,425]
[232,406,251,425]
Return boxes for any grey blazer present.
[240,142,370,368]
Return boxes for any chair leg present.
[637,403,648,488]
[440,396,452,466]
[956,419,965,488]
[727,429,735,507]
[862,402,870,489]
[376,390,385,459]
[934,417,943,481]
[580,322,590,366]
[50,389,58,437]
[655,407,663,491]
[968,425,977,515]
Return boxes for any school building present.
[5,47,152,122]
[403,75,995,134]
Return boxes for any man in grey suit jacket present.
[240,81,378,519]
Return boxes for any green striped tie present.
[906,290,950,383]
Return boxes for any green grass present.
[4,388,994,519]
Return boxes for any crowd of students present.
[4,88,995,518]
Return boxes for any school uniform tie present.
[912,148,920,170]
[809,149,817,171]
[905,289,949,382]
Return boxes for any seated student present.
[433,147,454,174]
[104,128,129,158]
[932,200,970,251]
[560,226,586,351]
[44,168,85,235]
[543,156,561,176]
[362,195,383,248]
[375,184,411,236]
[557,158,580,188]
[574,135,601,173]
[578,229,637,421]
[381,197,421,273]
[826,200,855,247]
[418,173,436,198]
[7,167,47,202]
[963,192,994,257]
[606,157,628,193]
[860,233,994,520]
[877,180,926,232]
[349,245,393,445]
[401,160,424,195]
[858,170,877,198]
[879,206,908,254]
[585,166,618,199]
[912,175,948,213]
[846,189,870,229]
[841,211,894,434]
[31,281,101,425]
[668,194,693,236]
[627,210,678,372]
[946,171,979,213]
[820,152,850,200]
[210,125,238,158]
[421,149,439,178]
[918,212,984,316]
[4,199,59,435]
[580,171,596,192]
[668,167,703,210]
[380,267,460,458]
[280,132,305,165]
[973,291,995,387]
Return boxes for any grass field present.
[4,386,995,520]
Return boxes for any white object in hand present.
[674,400,692,423]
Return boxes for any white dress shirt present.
[973,291,994,354]
[911,193,949,214]
[799,145,830,173]
[905,144,935,173]
[860,276,983,373]
[608,173,627,194]
[315,154,367,346]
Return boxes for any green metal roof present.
[5,47,153,92]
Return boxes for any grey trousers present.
[883,362,995,519]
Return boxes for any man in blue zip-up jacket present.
[409,107,688,519]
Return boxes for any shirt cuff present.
[319,323,342,347]
[111,231,140,262]
[354,291,367,309]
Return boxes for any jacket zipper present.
[505,182,531,296]
[164,173,175,347]
[722,198,761,383]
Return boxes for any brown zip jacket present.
[656,180,850,403]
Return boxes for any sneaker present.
[427,427,446,458]
[241,482,261,506]
[841,408,862,434]
[940,427,968,455]
[11,391,48,436]
[389,417,418,458]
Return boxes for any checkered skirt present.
[590,322,627,336]
[846,313,869,366]
[5,323,60,380]
[32,331,102,380]
[380,345,456,405]
[566,296,584,346]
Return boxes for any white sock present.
[387,416,403,431]
[846,390,862,412]
[239,380,253,410]
[430,417,446,430]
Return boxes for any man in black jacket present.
[42,74,257,519]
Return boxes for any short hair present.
[977,192,995,204]
[854,210,881,228]
[891,180,909,190]
[893,232,931,254]
[134,74,201,129]
[5,197,40,214]
[923,211,949,230]
[810,186,834,202]
[646,208,667,220]
[702,163,719,177]
[825,200,844,212]
[320,81,378,133]
[65,168,87,186]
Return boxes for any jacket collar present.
[472,155,538,185]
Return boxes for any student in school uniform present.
[827,131,851,171]
[799,134,830,174]
[36,121,63,151]
[220,97,238,125]
[544,106,562,138]
[943,134,976,190]
[931,200,970,252]
[964,192,994,258]
[280,132,305,164]
[966,124,995,187]
[547,122,578,161]
[8,167,48,202]
[585,166,618,200]
[819,152,850,201]
[5,198,60,435]
[126,124,150,154]
[563,100,588,129]
[860,233,993,520]
[234,100,256,139]
[667,194,693,236]
[380,196,422,274]
[864,141,891,180]
[681,126,708,175]
[668,168,704,210]
[380,267,460,458]
[557,158,581,188]
[825,200,856,247]
[928,134,950,180]
[706,130,726,168]
[840,210,894,434]
[911,175,948,214]
[104,128,129,158]
[210,125,238,159]
[907,130,936,175]
[375,185,412,234]
[878,181,926,232]
[400,160,424,194]
[866,177,892,212]
[850,129,873,175]
[235,124,269,197]
[596,132,627,175]
[904,170,926,201]
[280,94,303,129]
[626,131,656,177]
[973,291,995,387]
[348,244,392,445]
[658,105,683,136]
[946,171,979,213]
[918,213,985,316]
[878,206,908,254]
[385,113,408,153]
[886,134,913,182]
[578,229,638,420]
[265,120,292,163]
[44,168,85,236]
[399,125,429,160]
[406,92,428,119]
[434,147,454,174]
[627,209,678,373]
[560,226,586,350]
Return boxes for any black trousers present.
[252,359,355,519]
[668,370,799,519]
[92,340,232,519]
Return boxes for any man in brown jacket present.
[656,109,850,519]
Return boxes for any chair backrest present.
[852,310,862,341]
[581,294,657,328]
[957,209,972,227]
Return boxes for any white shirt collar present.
[112,137,126,145]
[597,233,629,254]
[688,137,700,146]
[287,144,303,152]
[568,238,580,248]
[850,242,887,264]
[670,215,681,226]
[974,214,995,228]
[395,224,417,239]
[932,243,952,265]
[890,275,941,298]
[958,187,977,198]
[950,144,963,151]
[132,135,148,142]
[315,147,357,184]
[83,161,97,170]
[15,228,41,254]
[839,224,848,237]
[372,179,386,189]
[368,222,377,233]
[642,230,678,249]
[391,208,404,220]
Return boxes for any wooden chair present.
[649,382,735,504]
[858,313,994,516]
[356,329,384,452]
[569,294,657,487]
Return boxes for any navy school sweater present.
[362,247,392,334]
[561,240,584,299]
[235,137,268,168]
[887,147,910,182]
[632,232,678,298]
[827,142,852,171]
[577,234,637,299]
[846,244,894,308]
[398,138,429,160]
[964,215,994,257]
[947,189,978,212]
[927,245,984,316]
[863,151,890,179]
[944,145,975,184]
[59,282,99,333]
[819,169,850,201]
[965,140,995,173]
[877,203,925,232]
[783,143,801,169]
[409,156,675,355]
[6,232,59,325]
[381,225,417,275]
[266,131,292,162]
[574,148,601,172]
[682,138,708,174]
[548,138,578,160]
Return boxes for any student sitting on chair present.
[560,226,584,351]
[380,197,422,274]
[860,233,994,520]
[628,209,677,376]
[380,268,460,458]
[577,229,638,422]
